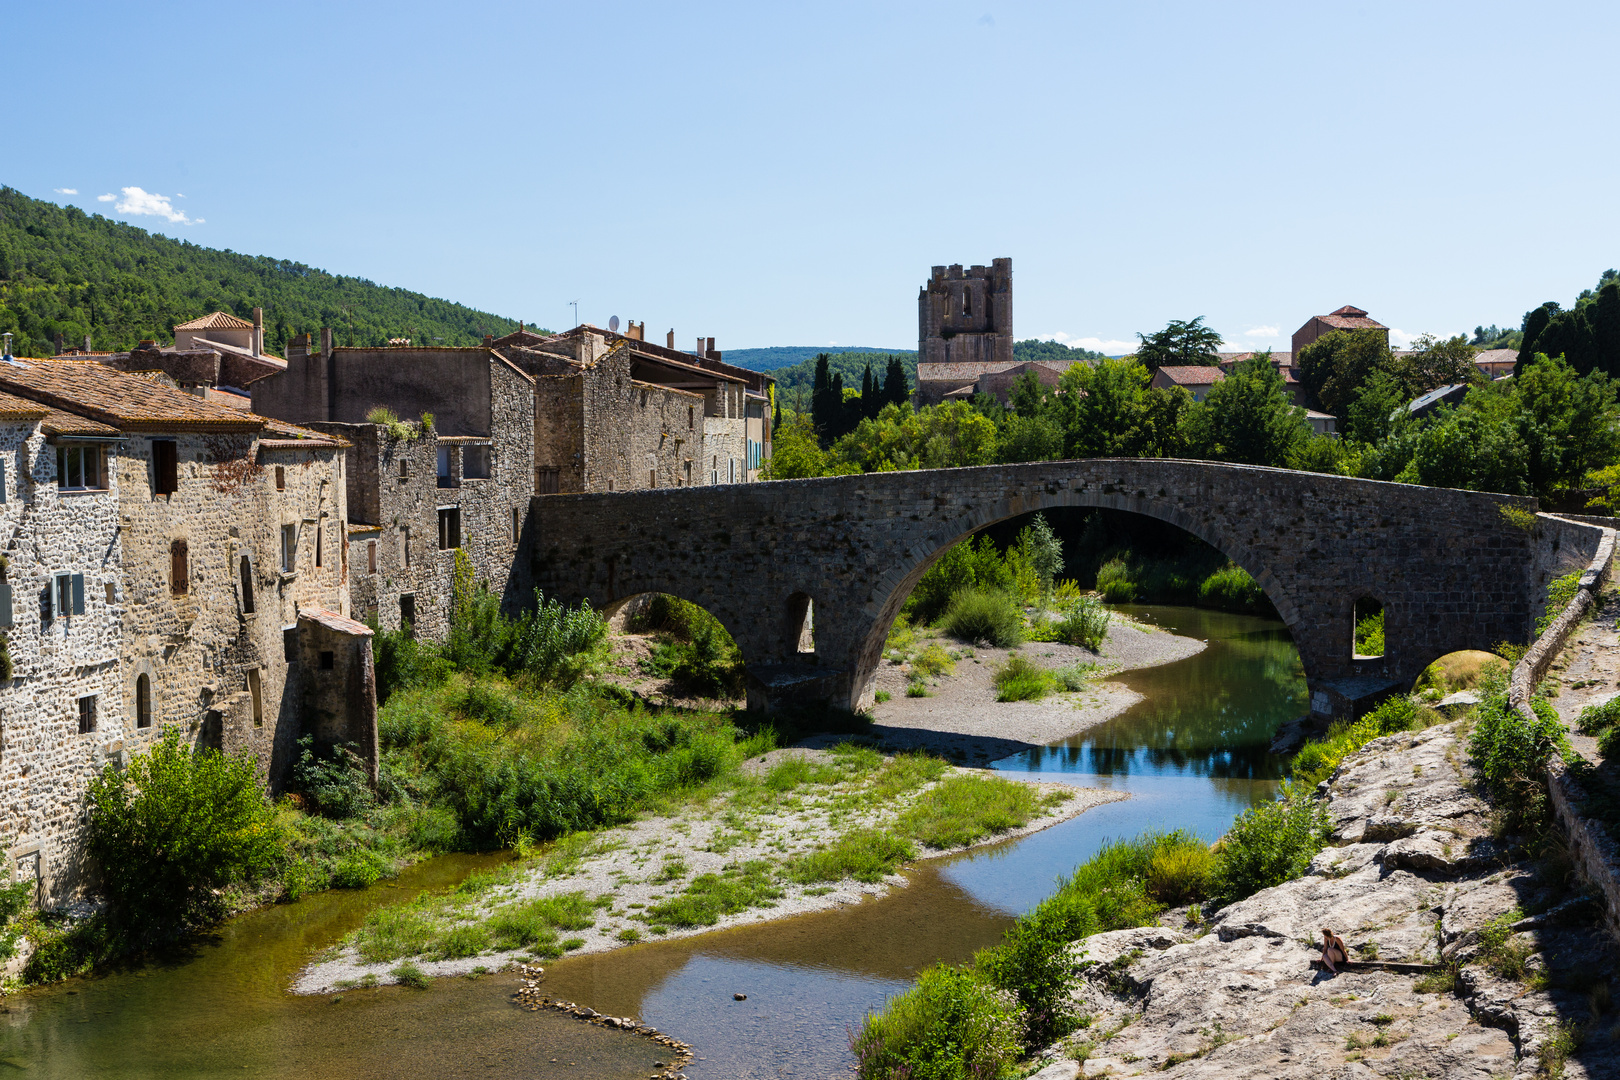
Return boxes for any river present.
[2,605,1304,1079]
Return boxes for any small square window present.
[319,650,334,670]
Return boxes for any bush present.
[329,848,391,889]
[993,655,1054,702]
[906,536,1018,625]
[1536,570,1582,638]
[1289,697,1433,788]
[1211,783,1331,903]
[1197,563,1268,613]
[86,728,286,934]
[1146,841,1216,906]
[911,643,956,678]
[639,596,745,697]
[508,589,607,685]
[1576,695,1620,736]
[942,587,1024,647]
[1046,596,1110,650]
[1469,674,1568,829]
[851,963,1023,1080]
[372,625,453,704]
[1094,557,1136,603]
[290,736,376,819]
[973,901,1081,1051]
[1355,610,1385,656]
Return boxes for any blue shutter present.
[72,574,85,615]
[0,583,12,627]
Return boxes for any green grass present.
[994,654,1055,701]
[941,587,1025,647]
[897,774,1059,849]
[911,643,956,678]
[644,861,784,927]
[788,830,917,884]
[392,961,430,989]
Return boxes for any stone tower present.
[918,258,1013,368]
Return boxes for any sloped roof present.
[298,607,374,636]
[260,417,350,448]
[1475,349,1518,366]
[40,409,121,437]
[1329,305,1369,317]
[1153,365,1226,386]
[174,311,255,331]
[1314,307,1387,331]
[0,359,263,432]
[0,390,48,421]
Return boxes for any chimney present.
[287,333,310,363]
[252,307,264,357]
[706,336,716,358]
[696,337,704,356]
[666,329,675,349]
[54,332,65,355]
[83,335,92,353]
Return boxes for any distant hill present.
[0,186,532,357]
[764,339,1105,405]
[719,345,905,373]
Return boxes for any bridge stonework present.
[527,459,1599,719]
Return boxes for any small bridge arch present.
[528,459,1596,720]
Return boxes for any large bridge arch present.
[527,459,1599,721]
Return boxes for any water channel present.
[3,605,1305,1079]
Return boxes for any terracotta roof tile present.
[39,409,122,436]
[1154,365,1226,386]
[174,311,255,331]
[0,359,265,432]
[260,417,350,447]
[298,607,374,636]
[1316,313,1387,331]
[0,391,48,421]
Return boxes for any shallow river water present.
[4,605,1304,1079]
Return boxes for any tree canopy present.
[0,186,526,358]
[1133,316,1223,372]
[1517,269,1620,378]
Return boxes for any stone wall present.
[917,259,1014,370]
[0,421,124,904]
[530,459,1544,716]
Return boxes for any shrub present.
[911,643,956,678]
[1289,697,1434,788]
[898,774,1043,849]
[1355,610,1385,656]
[993,655,1053,702]
[1211,783,1331,903]
[1146,840,1216,905]
[330,848,391,889]
[372,625,453,703]
[941,587,1024,647]
[904,677,930,697]
[640,596,744,697]
[1576,695,1620,736]
[1469,673,1568,828]
[508,589,607,686]
[906,536,1017,625]
[851,964,1023,1080]
[1536,570,1582,638]
[1049,596,1109,650]
[1094,557,1136,603]
[392,961,430,989]
[86,728,286,934]
[290,736,376,819]
[973,901,1081,1050]
[1197,563,1268,613]
[0,874,32,964]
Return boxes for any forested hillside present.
[768,339,1105,404]
[719,345,900,372]
[0,187,527,357]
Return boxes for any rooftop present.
[1153,365,1226,386]
[0,359,264,432]
[174,311,256,331]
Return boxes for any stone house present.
[1290,305,1390,357]
[251,336,537,638]
[0,359,363,904]
[1150,365,1225,402]
[494,325,773,492]
[87,310,288,412]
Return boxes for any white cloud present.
[1036,331,1135,355]
[97,193,114,202]
[54,188,78,195]
[104,186,198,224]
[1389,328,1465,349]
[1243,325,1279,338]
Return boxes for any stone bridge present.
[526,459,1600,719]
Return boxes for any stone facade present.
[918,260,1013,372]
[529,459,1557,721]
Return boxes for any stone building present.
[927,358,1082,408]
[1290,305,1390,357]
[251,337,537,638]
[915,259,1014,402]
[493,325,773,492]
[0,358,364,904]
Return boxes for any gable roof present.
[1314,307,1387,331]
[1153,365,1226,386]
[0,391,49,421]
[0,359,264,432]
[1329,305,1369,317]
[174,311,255,331]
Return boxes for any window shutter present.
[0,583,12,628]
[72,574,86,615]
[40,582,52,620]
[0,463,7,502]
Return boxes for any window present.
[649,469,657,488]
[400,594,416,638]
[463,445,491,480]
[511,507,520,544]
[239,555,256,613]
[247,668,262,727]
[962,287,971,316]
[0,461,6,502]
[367,539,377,573]
[319,651,335,670]
[399,458,410,479]
[104,582,115,604]
[136,674,152,728]
[688,406,694,431]
[153,440,178,496]
[78,695,96,735]
[170,539,188,594]
[275,465,285,491]
[315,522,324,568]
[402,526,411,567]
[56,445,104,490]
[438,507,460,550]
[45,573,84,621]
[536,467,559,494]
[281,524,297,572]
[437,446,455,488]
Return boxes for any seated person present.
[1320,928,1348,973]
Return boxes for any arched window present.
[135,673,152,728]
[962,288,971,316]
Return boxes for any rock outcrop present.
[1039,724,1620,1079]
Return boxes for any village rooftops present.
[0,359,265,432]
[522,325,774,395]
[173,312,256,331]
[1152,365,1226,386]
[917,359,1077,382]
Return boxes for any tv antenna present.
[608,315,620,333]
[568,300,579,327]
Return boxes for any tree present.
[1009,369,1049,418]
[1182,353,1311,467]
[1516,274,1620,378]
[1133,316,1223,372]
[883,355,911,409]
[1055,358,1152,458]
[1344,368,1408,444]
[1390,334,1478,396]
[1296,328,1394,418]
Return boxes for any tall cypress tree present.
[810,353,834,440]
[883,355,910,409]
[860,362,879,419]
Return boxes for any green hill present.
[719,345,904,372]
[767,339,1105,405]
[0,187,531,358]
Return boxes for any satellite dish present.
[609,315,620,333]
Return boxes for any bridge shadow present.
[794,722,1051,764]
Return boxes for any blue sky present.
[10,1,1618,353]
